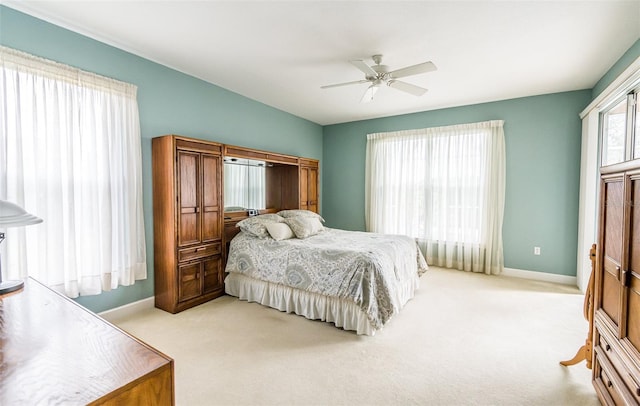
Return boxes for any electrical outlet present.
[534,246,541,255]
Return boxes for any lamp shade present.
[0,200,43,227]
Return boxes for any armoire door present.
[178,150,201,247]
[299,164,318,213]
[201,153,221,243]
[202,255,224,294]
[624,174,640,355]
[300,166,309,210]
[307,166,318,212]
[177,261,201,303]
[599,174,625,330]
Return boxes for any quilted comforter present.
[225,228,428,330]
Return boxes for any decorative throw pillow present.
[277,209,325,223]
[236,214,285,238]
[265,222,295,241]
[284,216,324,239]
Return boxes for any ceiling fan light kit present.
[322,54,437,103]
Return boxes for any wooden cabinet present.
[0,278,174,405]
[153,135,224,313]
[593,165,640,405]
[153,135,320,313]
[299,158,319,213]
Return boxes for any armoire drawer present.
[597,320,640,403]
[178,242,221,262]
[594,348,637,406]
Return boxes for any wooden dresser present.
[593,163,640,405]
[0,278,174,405]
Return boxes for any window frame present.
[601,88,640,166]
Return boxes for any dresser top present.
[0,278,172,404]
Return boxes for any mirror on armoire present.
[223,157,267,211]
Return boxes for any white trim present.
[576,109,600,293]
[98,296,154,321]
[502,267,577,287]
[580,55,640,118]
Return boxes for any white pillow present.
[277,209,325,223]
[284,217,324,239]
[265,222,295,241]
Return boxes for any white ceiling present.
[4,1,640,126]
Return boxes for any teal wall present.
[592,39,640,100]
[323,91,591,276]
[0,6,323,312]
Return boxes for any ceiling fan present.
[321,54,437,103]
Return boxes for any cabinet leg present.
[559,345,586,367]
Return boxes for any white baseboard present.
[96,268,576,319]
[99,296,155,321]
[502,267,578,287]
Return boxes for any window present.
[365,120,505,275]
[602,89,640,165]
[602,98,628,165]
[0,46,146,297]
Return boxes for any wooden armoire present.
[152,135,224,313]
[593,163,640,404]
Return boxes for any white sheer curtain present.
[365,120,505,275]
[224,164,250,209]
[247,165,266,209]
[0,46,146,297]
[224,163,266,210]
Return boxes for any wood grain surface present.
[0,278,174,405]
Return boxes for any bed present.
[224,211,428,335]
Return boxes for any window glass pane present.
[602,99,627,166]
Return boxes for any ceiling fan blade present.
[321,79,369,89]
[388,61,437,79]
[388,80,428,96]
[350,59,378,78]
[360,84,379,103]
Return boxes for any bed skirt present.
[224,272,420,336]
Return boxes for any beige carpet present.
[106,267,599,406]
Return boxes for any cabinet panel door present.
[601,177,624,327]
[178,262,201,303]
[628,177,640,353]
[202,255,223,294]
[300,166,309,210]
[202,153,221,242]
[308,167,318,213]
[178,151,201,246]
